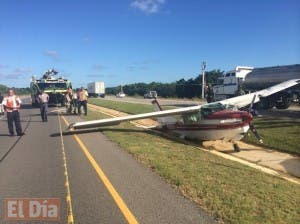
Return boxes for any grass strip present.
[89,98,300,155]
[83,110,300,224]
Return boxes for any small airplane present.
[69,79,299,148]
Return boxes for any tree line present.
[106,70,223,98]
[0,84,31,96]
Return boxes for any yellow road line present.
[57,113,74,224]
[61,115,139,224]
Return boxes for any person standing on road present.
[72,89,78,114]
[0,92,4,118]
[2,89,24,136]
[65,87,73,114]
[78,87,88,116]
[38,89,49,122]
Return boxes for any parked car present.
[116,92,126,98]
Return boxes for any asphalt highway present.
[0,98,215,224]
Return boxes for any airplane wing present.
[69,105,201,129]
[69,79,300,130]
[219,79,300,109]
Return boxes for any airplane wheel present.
[259,98,274,109]
[233,143,240,152]
[275,97,291,109]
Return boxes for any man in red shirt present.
[2,89,24,136]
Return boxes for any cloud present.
[92,64,109,70]
[0,73,23,80]
[130,0,166,14]
[127,65,148,71]
[0,64,8,69]
[127,59,159,71]
[133,59,160,65]
[44,50,59,61]
[82,37,90,42]
[14,67,32,73]
[87,74,117,78]
[0,67,31,80]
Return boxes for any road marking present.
[61,115,139,224]
[57,113,74,224]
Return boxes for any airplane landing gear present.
[233,143,240,152]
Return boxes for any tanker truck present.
[212,64,300,109]
[30,69,72,107]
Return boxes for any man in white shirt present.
[38,89,49,122]
[2,89,24,136]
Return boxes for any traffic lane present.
[0,101,32,160]
[63,114,216,224]
[58,116,127,224]
[0,105,67,223]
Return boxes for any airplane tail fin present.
[151,99,177,125]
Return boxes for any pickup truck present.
[144,91,157,99]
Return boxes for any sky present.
[0,0,299,88]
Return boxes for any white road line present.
[57,111,75,224]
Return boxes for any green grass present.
[244,117,300,155]
[83,110,300,224]
[88,98,154,114]
[88,98,174,114]
[89,98,300,155]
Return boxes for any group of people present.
[38,87,89,122]
[65,87,88,116]
[0,87,88,137]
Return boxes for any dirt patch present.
[88,103,159,127]
[203,140,300,178]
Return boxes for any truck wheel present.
[275,97,291,109]
[61,98,66,107]
[259,98,275,109]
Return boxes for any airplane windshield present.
[200,103,232,118]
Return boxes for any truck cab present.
[30,69,72,107]
[213,66,253,101]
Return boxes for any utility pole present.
[201,61,206,99]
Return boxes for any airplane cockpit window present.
[182,113,199,124]
[200,103,227,118]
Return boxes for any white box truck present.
[87,82,105,98]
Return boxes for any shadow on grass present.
[50,127,147,137]
[50,126,200,149]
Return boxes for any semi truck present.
[212,64,300,109]
[30,69,72,107]
[87,82,105,97]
